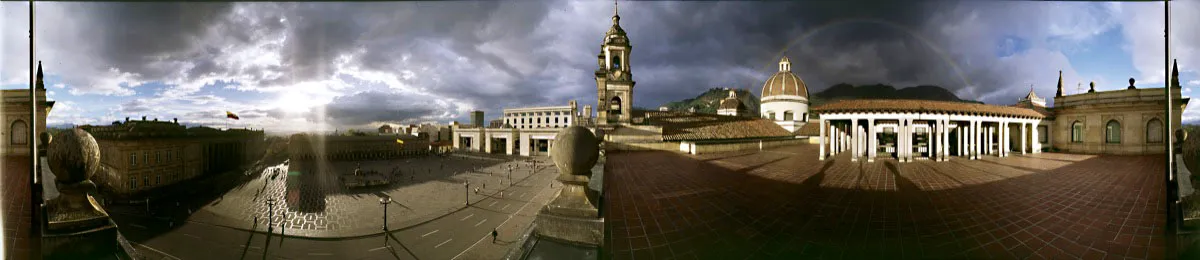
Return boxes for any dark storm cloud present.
[68,3,235,80]
[309,91,458,126]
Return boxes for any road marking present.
[502,204,510,210]
[489,201,497,207]
[452,174,556,260]
[182,233,200,239]
[422,230,439,237]
[130,224,147,229]
[368,246,389,252]
[460,213,474,221]
[475,219,487,227]
[307,252,333,256]
[435,238,453,248]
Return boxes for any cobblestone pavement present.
[189,153,549,238]
[605,144,1167,259]
[1,156,32,260]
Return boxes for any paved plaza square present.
[604,144,1166,259]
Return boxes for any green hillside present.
[661,88,760,114]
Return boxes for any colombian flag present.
[226,111,240,120]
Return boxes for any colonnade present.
[818,113,1044,162]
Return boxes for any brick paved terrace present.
[604,144,1166,259]
[2,156,32,260]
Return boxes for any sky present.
[1,1,1199,135]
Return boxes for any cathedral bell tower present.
[596,0,634,126]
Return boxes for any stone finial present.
[1183,129,1200,177]
[142,116,147,121]
[1128,78,1136,90]
[1178,129,1188,144]
[47,128,101,184]
[40,132,52,147]
[1088,82,1096,93]
[550,126,600,176]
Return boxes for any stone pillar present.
[830,123,838,156]
[925,123,932,159]
[971,121,979,160]
[867,119,876,162]
[507,136,515,155]
[1032,123,1041,153]
[901,117,910,162]
[851,118,859,162]
[536,126,603,246]
[819,119,827,161]
[957,124,963,157]
[484,135,493,154]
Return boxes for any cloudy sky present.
[1,1,1199,134]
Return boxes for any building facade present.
[717,90,750,117]
[82,118,266,194]
[502,100,578,129]
[2,63,55,156]
[1050,74,1188,155]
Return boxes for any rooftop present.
[812,99,1045,119]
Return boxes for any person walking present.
[492,229,499,243]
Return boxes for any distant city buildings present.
[288,133,430,161]
[81,117,266,195]
[1,62,55,156]
[452,100,587,156]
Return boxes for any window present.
[765,111,775,120]
[156,151,161,164]
[1147,118,1164,143]
[10,120,27,145]
[167,150,172,162]
[1105,120,1121,144]
[1038,126,1048,143]
[129,178,137,190]
[1071,121,1083,143]
[802,113,807,120]
[143,176,149,187]
[156,174,162,185]
[144,152,149,165]
[131,153,137,167]
[783,111,794,121]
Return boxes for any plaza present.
[604,144,1166,259]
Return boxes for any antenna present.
[1076,82,1082,95]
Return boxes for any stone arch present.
[10,120,27,145]
[1105,119,1121,144]
[1146,118,1164,143]
[609,96,623,115]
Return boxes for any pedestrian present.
[492,229,499,243]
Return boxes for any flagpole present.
[29,0,43,257]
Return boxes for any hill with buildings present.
[661,88,761,114]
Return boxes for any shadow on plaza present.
[602,146,1166,260]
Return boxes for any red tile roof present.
[642,112,794,141]
[811,99,1045,119]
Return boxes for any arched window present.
[1147,118,1164,143]
[1105,120,1121,143]
[783,111,794,121]
[765,111,776,120]
[802,113,807,120]
[609,97,622,115]
[1071,121,1083,143]
[10,120,27,145]
[612,55,622,70]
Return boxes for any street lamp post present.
[380,196,391,231]
[464,182,469,206]
[266,198,276,232]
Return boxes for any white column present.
[985,124,991,156]
[925,123,932,159]
[851,118,859,162]
[904,118,912,162]
[819,119,827,160]
[1020,122,1027,154]
[972,121,979,160]
[941,119,948,161]
[868,118,876,162]
[899,118,907,162]
[956,124,962,157]
[1032,123,1041,153]
[1004,121,1011,157]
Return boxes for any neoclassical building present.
[2,62,55,156]
[811,65,1190,162]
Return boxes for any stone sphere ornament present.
[1183,128,1200,176]
[550,126,600,176]
[1178,129,1188,143]
[47,128,102,184]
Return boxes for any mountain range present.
[659,84,981,115]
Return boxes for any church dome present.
[760,56,809,102]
